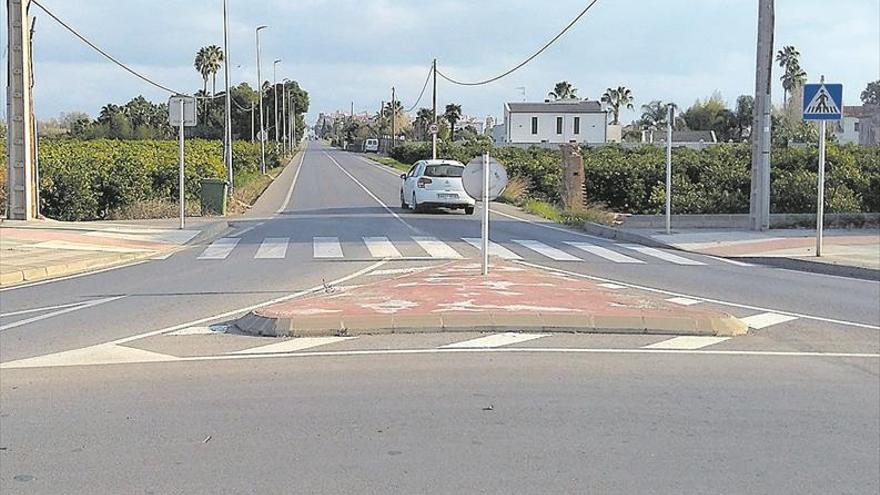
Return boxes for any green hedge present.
[390,141,880,214]
[0,138,280,220]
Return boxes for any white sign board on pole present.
[168,96,198,127]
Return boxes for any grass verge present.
[523,198,616,226]
[367,155,410,173]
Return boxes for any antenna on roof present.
[515,86,526,102]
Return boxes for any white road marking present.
[1,300,91,317]
[230,336,356,354]
[740,312,799,329]
[512,240,581,261]
[166,325,228,336]
[598,283,627,290]
[230,222,264,238]
[198,238,240,260]
[0,343,176,369]
[313,237,344,258]
[514,260,880,331]
[462,238,522,260]
[442,333,550,348]
[255,237,289,259]
[707,256,754,267]
[412,237,463,259]
[0,259,153,292]
[276,142,307,214]
[324,152,418,233]
[622,245,705,265]
[565,242,644,263]
[644,336,730,350]
[666,297,701,306]
[0,296,126,332]
[364,237,403,258]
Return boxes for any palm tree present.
[548,81,577,100]
[776,45,806,107]
[203,45,225,96]
[600,86,634,125]
[414,107,433,140]
[444,103,462,141]
[639,100,676,129]
[98,104,123,124]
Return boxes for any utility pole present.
[749,0,774,231]
[255,25,268,174]
[432,59,437,124]
[250,103,254,143]
[222,0,233,192]
[6,0,37,220]
[281,83,288,154]
[391,87,396,152]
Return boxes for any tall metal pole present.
[665,105,674,235]
[256,25,268,174]
[222,0,233,192]
[291,99,296,149]
[6,0,36,220]
[273,59,281,147]
[250,103,254,143]
[481,152,490,276]
[282,85,288,154]
[432,59,438,160]
[816,75,827,257]
[749,0,774,231]
[178,99,186,230]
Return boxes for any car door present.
[403,162,421,200]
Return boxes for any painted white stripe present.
[412,237,464,259]
[231,336,356,354]
[462,238,522,260]
[313,237,344,258]
[442,333,549,348]
[565,242,644,264]
[598,283,627,290]
[166,325,228,336]
[0,296,126,332]
[740,312,799,329]
[644,336,730,350]
[622,245,705,265]
[198,238,240,260]
[707,255,754,267]
[276,142,307,214]
[2,300,92,317]
[512,240,581,261]
[666,297,701,306]
[364,237,403,258]
[255,237,289,259]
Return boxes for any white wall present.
[836,116,859,145]
[505,112,606,144]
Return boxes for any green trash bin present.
[200,178,228,216]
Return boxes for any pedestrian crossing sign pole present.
[802,77,843,257]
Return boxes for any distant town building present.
[837,105,880,145]
[503,100,607,145]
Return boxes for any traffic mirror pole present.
[178,98,186,230]
[481,152,490,276]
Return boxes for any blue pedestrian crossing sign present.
[802,83,843,120]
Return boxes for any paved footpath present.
[0,217,226,286]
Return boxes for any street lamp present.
[255,25,268,174]
[282,77,290,155]
[273,59,282,147]
[222,0,234,192]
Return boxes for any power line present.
[30,0,219,99]
[436,0,601,86]
[403,65,434,113]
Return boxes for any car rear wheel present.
[400,190,409,209]
[464,206,475,215]
[412,193,422,213]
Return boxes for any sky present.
[3,0,879,125]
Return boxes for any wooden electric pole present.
[6,0,37,220]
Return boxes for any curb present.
[0,251,150,287]
[580,222,671,249]
[233,311,748,339]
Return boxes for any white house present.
[836,105,880,145]
[503,100,607,145]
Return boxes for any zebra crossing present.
[194,235,714,266]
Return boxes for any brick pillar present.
[560,144,585,211]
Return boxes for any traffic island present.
[234,260,747,338]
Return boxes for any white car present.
[363,138,379,153]
[400,160,475,214]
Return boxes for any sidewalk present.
[0,217,228,286]
[616,226,880,277]
[235,260,747,338]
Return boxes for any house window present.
[573,117,580,135]
[556,117,563,135]
[854,122,860,132]
[531,116,538,135]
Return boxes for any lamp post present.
[273,59,282,147]
[282,78,290,155]
[255,25,268,173]
[222,0,233,191]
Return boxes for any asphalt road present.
[1,141,878,494]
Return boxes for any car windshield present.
[424,164,464,178]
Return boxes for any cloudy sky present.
[3,0,878,124]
